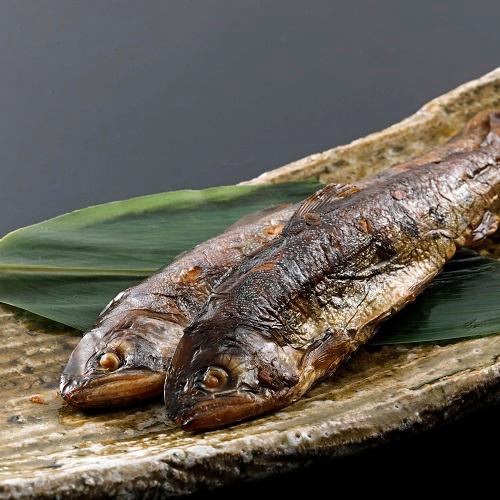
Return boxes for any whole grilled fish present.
[165,111,500,431]
[60,204,295,407]
[61,110,497,408]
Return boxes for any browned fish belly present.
[165,111,500,431]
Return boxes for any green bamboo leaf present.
[0,181,322,330]
[374,250,500,344]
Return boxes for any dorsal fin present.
[283,183,359,235]
[292,183,359,218]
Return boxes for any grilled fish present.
[165,111,500,431]
[61,110,496,409]
[60,204,295,407]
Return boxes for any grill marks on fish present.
[214,149,494,343]
[165,110,500,431]
[105,206,297,320]
[264,223,285,236]
[306,148,500,346]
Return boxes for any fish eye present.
[202,366,229,391]
[99,352,121,371]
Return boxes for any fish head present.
[165,321,302,431]
[60,313,183,408]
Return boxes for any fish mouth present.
[166,393,283,432]
[60,369,165,408]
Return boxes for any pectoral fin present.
[301,326,375,379]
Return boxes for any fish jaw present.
[166,367,313,431]
[60,368,165,408]
[166,389,294,431]
[60,320,175,408]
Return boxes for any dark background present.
[2,0,500,236]
[1,0,499,491]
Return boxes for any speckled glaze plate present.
[1,67,500,499]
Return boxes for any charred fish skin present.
[61,110,497,409]
[60,203,296,408]
[165,111,500,432]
